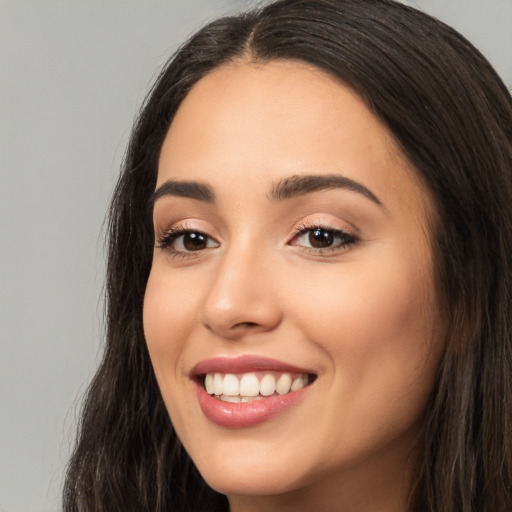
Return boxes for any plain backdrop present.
[1,1,510,510]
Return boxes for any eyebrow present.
[269,174,383,207]
[150,180,216,205]
[150,173,383,208]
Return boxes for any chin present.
[200,464,307,497]
[184,436,315,497]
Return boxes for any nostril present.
[233,321,259,329]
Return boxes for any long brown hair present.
[63,1,512,510]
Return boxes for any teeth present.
[260,374,276,396]
[291,376,306,391]
[223,374,239,396]
[204,373,214,394]
[220,395,241,403]
[275,373,292,395]
[213,373,224,396]
[219,395,264,403]
[203,371,313,399]
[239,373,260,396]
[241,396,264,402]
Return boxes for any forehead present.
[157,60,432,220]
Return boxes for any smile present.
[192,356,317,427]
[204,371,312,402]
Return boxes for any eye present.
[157,227,219,255]
[290,225,358,252]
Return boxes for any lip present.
[191,355,315,428]
[191,355,314,376]
[194,382,310,428]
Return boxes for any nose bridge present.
[199,236,281,337]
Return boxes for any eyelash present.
[156,223,359,259]
[289,222,359,254]
[156,225,217,259]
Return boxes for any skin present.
[143,60,446,512]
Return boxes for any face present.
[144,60,445,509]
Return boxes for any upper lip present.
[191,355,316,377]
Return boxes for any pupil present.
[309,229,333,248]
[184,232,207,251]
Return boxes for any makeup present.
[144,60,443,503]
[192,356,315,428]
[195,382,310,428]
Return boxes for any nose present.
[198,244,282,340]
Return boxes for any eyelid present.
[288,219,360,254]
[155,221,220,258]
[289,216,358,239]
[156,225,214,247]
[154,216,359,260]
[154,217,218,241]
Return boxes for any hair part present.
[64,1,512,510]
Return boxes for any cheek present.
[142,267,197,384]
[287,251,441,429]
[143,266,205,438]
[292,257,435,349]
[143,260,202,343]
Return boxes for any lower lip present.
[194,382,310,428]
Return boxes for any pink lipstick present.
[192,355,315,428]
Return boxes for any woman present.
[63,0,512,510]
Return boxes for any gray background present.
[1,1,510,511]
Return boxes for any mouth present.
[191,356,317,427]
[200,371,316,403]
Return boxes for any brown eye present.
[182,232,208,251]
[157,228,219,254]
[290,225,358,253]
[309,228,335,248]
